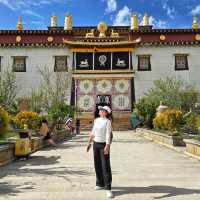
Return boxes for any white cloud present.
[113,5,131,26]
[0,0,65,11]
[149,16,167,28]
[22,10,44,19]
[0,0,16,10]
[191,4,200,15]
[104,0,117,13]
[162,1,176,19]
[0,0,66,19]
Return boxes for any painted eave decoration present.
[0,24,200,47]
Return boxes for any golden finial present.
[51,15,57,27]
[64,13,72,30]
[192,16,199,29]
[131,14,139,30]
[16,16,23,31]
[97,22,107,37]
[143,13,149,26]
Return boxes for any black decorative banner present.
[94,52,111,70]
[112,52,129,70]
[76,52,93,70]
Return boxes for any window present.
[54,56,68,72]
[175,54,189,70]
[12,57,26,72]
[138,55,151,71]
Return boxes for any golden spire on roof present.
[143,13,149,26]
[51,15,57,27]
[64,13,72,30]
[16,16,23,31]
[131,14,139,30]
[192,16,199,29]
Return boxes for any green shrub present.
[0,106,9,137]
[134,97,159,128]
[181,114,200,135]
[153,108,183,134]
[147,77,199,112]
[48,102,79,123]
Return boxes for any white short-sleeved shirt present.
[91,117,112,144]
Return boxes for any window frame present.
[174,54,189,71]
[54,55,68,72]
[12,56,27,72]
[137,55,151,71]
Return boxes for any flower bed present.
[137,128,188,148]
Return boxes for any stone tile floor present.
[0,131,200,200]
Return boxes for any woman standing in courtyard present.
[87,106,114,199]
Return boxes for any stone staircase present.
[78,112,132,131]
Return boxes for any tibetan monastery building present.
[0,14,200,130]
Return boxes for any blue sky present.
[0,0,200,29]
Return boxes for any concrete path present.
[1,131,200,200]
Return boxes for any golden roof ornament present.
[160,35,166,41]
[85,29,95,38]
[97,22,107,37]
[143,13,149,26]
[195,34,200,41]
[64,14,72,30]
[51,15,57,27]
[16,35,22,42]
[192,16,199,29]
[131,14,139,30]
[47,36,54,42]
[111,29,119,37]
[16,16,23,31]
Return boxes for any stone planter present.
[0,129,71,167]
[0,143,15,166]
[137,128,186,147]
[184,139,200,158]
[31,137,43,152]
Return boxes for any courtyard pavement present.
[1,131,200,200]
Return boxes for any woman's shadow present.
[113,185,200,199]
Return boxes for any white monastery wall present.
[133,46,200,101]
[0,47,73,103]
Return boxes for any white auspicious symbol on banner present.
[99,55,107,66]
[116,58,126,67]
[78,95,94,110]
[79,59,89,67]
[115,80,129,93]
[113,95,129,109]
[79,80,94,94]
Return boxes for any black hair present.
[42,119,48,125]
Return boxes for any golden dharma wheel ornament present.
[160,35,166,41]
[195,34,200,41]
[47,36,54,42]
[98,22,107,38]
[16,35,22,42]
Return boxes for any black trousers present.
[93,141,112,190]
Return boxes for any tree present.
[36,66,72,111]
[147,77,199,111]
[0,70,18,112]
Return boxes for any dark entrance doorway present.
[94,95,111,118]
